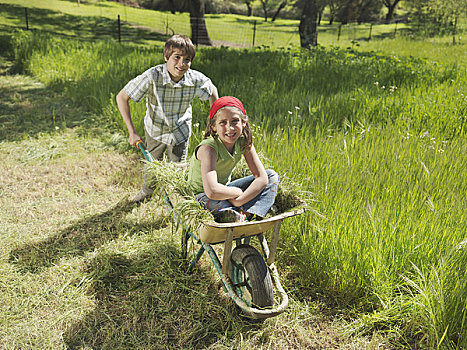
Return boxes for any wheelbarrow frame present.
[136,141,305,319]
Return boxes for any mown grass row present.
[8,30,467,348]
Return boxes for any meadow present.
[0,0,415,49]
[1,0,466,348]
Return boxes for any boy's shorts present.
[145,129,188,162]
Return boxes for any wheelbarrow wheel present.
[229,244,273,308]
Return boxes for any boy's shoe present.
[215,209,247,223]
[130,189,153,203]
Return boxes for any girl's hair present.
[163,35,196,61]
[204,106,253,151]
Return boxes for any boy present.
[116,34,218,203]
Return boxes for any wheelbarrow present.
[136,141,305,319]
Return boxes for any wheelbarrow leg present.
[222,228,234,275]
[188,245,205,273]
[267,221,281,265]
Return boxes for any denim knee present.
[266,169,279,185]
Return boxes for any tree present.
[381,0,401,21]
[244,0,253,16]
[336,0,382,24]
[316,0,327,24]
[297,0,319,48]
[189,0,212,45]
[432,0,467,43]
[271,1,287,22]
[357,0,382,23]
[327,0,341,24]
[258,0,286,22]
[405,0,467,39]
[167,0,178,14]
[259,0,270,21]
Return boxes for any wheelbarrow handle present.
[135,140,172,211]
[136,140,154,162]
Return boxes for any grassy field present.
[1,0,465,64]
[0,52,380,349]
[1,0,467,349]
[0,0,432,48]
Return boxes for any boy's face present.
[164,48,192,82]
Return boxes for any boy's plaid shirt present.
[123,64,215,145]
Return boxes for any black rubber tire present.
[229,244,273,308]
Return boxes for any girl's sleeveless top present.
[187,136,244,194]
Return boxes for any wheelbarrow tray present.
[198,208,306,244]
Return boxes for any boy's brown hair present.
[163,35,196,61]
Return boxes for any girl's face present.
[164,48,192,82]
[211,107,246,152]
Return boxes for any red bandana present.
[210,96,246,119]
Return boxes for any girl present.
[187,96,279,223]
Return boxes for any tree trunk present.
[245,0,253,16]
[168,0,177,14]
[299,0,318,48]
[384,0,400,22]
[189,0,212,46]
[261,0,268,22]
[272,1,286,22]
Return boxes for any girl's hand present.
[229,144,268,206]
[228,196,244,207]
[198,145,245,201]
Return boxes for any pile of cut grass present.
[144,156,311,230]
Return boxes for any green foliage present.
[406,0,467,36]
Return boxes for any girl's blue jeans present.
[195,169,279,218]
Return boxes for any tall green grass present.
[12,30,466,138]
[9,30,467,348]
[353,37,467,66]
[262,123,466,348]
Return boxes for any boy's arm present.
[208,86,219,106]
[116,89,142,147]
[198,145,243,200]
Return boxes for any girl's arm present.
[198,145,243,200]
[228,144,268,207]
